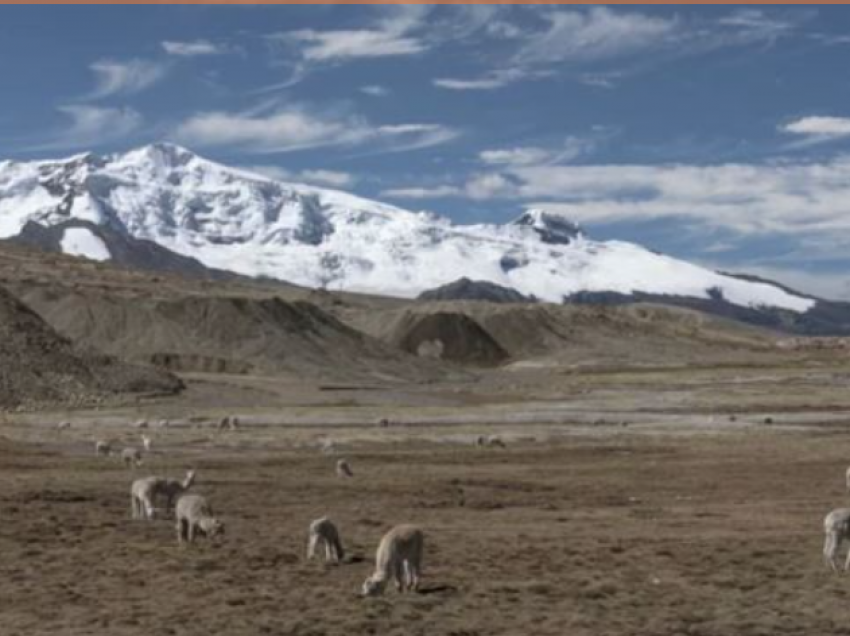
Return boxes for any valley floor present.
[3,363,850,635]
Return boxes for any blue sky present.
[3,5,850,298]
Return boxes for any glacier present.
[0,143,815,313]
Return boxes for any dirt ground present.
[3,398,850,636]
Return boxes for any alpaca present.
[218,415,239,431]
[141,435,152,453]
[121,447,143,468]
[362,525,424,596]
[824,508,850,571]
[94,440,111,457]
[307,517,345,563]
[175,494,224,544]
[134,419,149,429]
[158,419,170,429]
[336,459,354,478]
[130,470,196,520]
[56,421,71,431]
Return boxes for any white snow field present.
[0,143,814,312]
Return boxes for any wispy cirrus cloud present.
[161,40,228,57]
[88,58,168,98]
[27,105,143,151]
[173,104,459,154]
[780,116,850,146]
[243,165,358,188]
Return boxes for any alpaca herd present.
[76,414,425,596]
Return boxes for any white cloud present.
[381,185,463,199]
[30,105,143,150]
[88,59,167,99]
[174,106,458,154]
[383,157,850,237]
[780,116,850,145]
[161,40,227,57]
[433,68,541,91]
[360,85,390,97]
[479,136,600,167]
[515,7,678,65]
[243,165,357,188]
[285,28,425,61]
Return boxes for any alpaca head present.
[199,517,224,538]
[361,575,387,597]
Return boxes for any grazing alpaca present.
[824,508,850,571]
[94,440,111,457]
[121,447,143,468]
[362,524,424,596]
[336,459,354,478]
[307,517,345,563]
[130,470,196,520]
[175,494,224,544]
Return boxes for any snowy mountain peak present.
[0,145,816,314]
[513,208,583,244]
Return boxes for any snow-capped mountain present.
[0,143,815,314]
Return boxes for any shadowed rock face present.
[418,278,536,304]
[7,219,239,281]
[391,312,509,366]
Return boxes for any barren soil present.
[3,373,850,636]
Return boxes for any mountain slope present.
[0,143,814,317]
[0,284,181,408]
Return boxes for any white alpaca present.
[94,440,111,457]
[141,435,152,453]
[131,470,196,520]
[121,447,143,468]
[319,439,336,455]
[824,508,850,571]
[175,494,225,544]
[57,421,71,431]
[362,525,424,596]
[307,517,345,563]
[336,459,354,478]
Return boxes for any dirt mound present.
[17,288,445,382]
[388,311,509,366]
[0,285,181,409]
[345,300,781,369]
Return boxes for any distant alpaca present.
[134,419,149,429]
[824,508,850,571]
[218,416,239,431]
[336,459,354,478]
[121,447,143,468]
[95,440,111,457]
[175,494,224,544]
[56,421,71,431]
[307,517,345,563]
[141,435,152,453]
[362,525,424,596]
[158,419,170,429]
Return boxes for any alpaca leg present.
[307,534,318,560]
[394,561,405,592]
[177,519,185,544]
[131,496,138,519]
[825,532,840,571]
[187,522,196,543]
[409,558,421,591]
[143,496,155,520]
